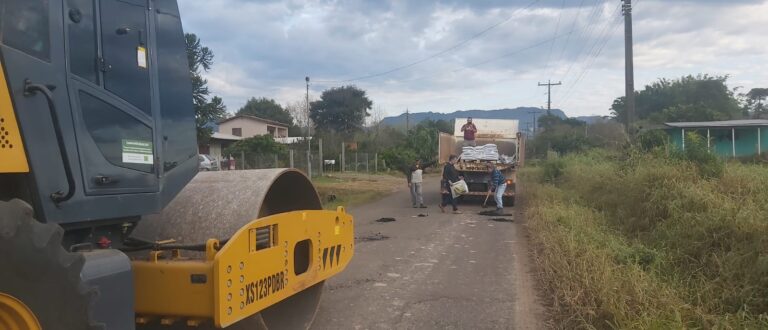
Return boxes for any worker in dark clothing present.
[406,159,436,208]
[439,155,462,214]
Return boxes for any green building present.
[665,120,768,158]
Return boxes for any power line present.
[347,31,572,86]
[554,0,611,86]
[314,0,543,83]
[520,0,606,108]
[557,3,623,105]
[553,0,588,70]
[542,0,567,77]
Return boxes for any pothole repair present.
[356,232,390,242]
[478,210,515,216]
[375,217,396,223]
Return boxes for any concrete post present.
[732,128,736,158]
[319,138,324,176]
[240,151,245,170]
[758,127,762,155]
[681,128,685,150]
[707,129,711,150]
[341,143,345,173]
[289,149,294,168]
[375,153,378,172]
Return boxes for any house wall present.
[667,127,768,158]
[219,118,288,138]
[220,118,269,137]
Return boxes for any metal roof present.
[211,132,244,141]
[664,119,768,128]
[217,115,290,128]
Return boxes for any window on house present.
[232,127,242,137]
[267,126,276,137]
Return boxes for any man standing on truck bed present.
[406,159,436,208]
[439,155,462,214]
[461,117,478,147]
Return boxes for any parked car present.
[198,154,219,171]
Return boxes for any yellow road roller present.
[0,0,354,329]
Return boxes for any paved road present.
[312,175,546,330]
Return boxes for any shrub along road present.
[312,175,546,329]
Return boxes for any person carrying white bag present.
[439,155,464,214]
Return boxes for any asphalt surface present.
[312,175,546,330]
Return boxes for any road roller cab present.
[0,0,354,329]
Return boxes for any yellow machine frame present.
[133,207,354,328]
[0,64,29,173]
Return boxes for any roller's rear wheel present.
[0,199,98,330]
[134,169,325,330]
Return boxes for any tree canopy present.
[743,88,768,118]
[310,85,372,137]
[611,74,741,125]
[236,97,294,126]
[186,33,227,143]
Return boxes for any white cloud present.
[178,0,768,118]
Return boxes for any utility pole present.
[405,108,410,132]
[538,80,562,115]
[527,110,539,136]
[305,76,311,137]
[622,0,635,136]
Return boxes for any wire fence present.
[216,139,383,178]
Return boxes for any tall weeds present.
[524,149,768,328]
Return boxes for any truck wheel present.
[0,199,99,330]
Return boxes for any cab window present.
[0,0,51,62]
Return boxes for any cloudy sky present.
[178,0,768,119]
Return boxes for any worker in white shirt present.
[406,159,436,208]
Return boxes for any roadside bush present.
[672,132,724,179]
[540,158,566,183]
[636,129,668,151]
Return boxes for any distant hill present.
[381,107,567,134]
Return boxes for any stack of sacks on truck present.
[461,146,479,160]
[460,144,499,161]
[479,144,499,160]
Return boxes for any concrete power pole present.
[622,0,636,136]
[538,80,562,115]
[527,110,539,136]
[405,108,410,132]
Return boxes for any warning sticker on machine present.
[137,46,147,68]
[122,139,153,164]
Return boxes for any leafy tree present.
[379,121,442,172]
[186,33,227,143]
[310,85,372,138]
[586,121,627,150]
[223,135,286,168]
[743,88,768,118]
[237,97,294,126]
[417,119,454,135]
[611,74,741,125]
[532,116,590,156]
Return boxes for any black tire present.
[0,199,99,330]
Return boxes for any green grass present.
[312,173,402,210]
[523,150,768,329]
